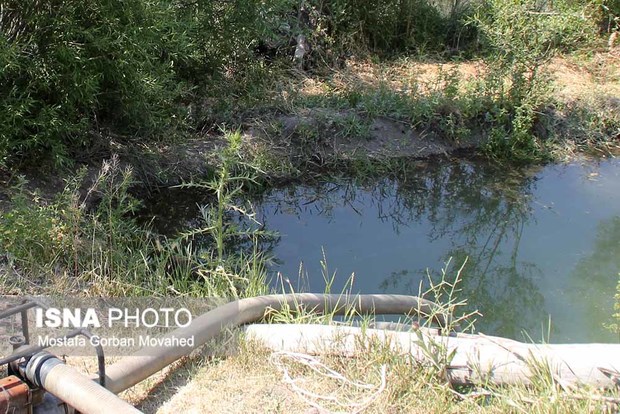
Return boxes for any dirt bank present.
[1,53,618,204]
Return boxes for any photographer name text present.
[37,334,195,348]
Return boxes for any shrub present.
[472,0,598,161]
[327,0,447,53]
[0,1,191,166]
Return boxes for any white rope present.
[270,351,387,414]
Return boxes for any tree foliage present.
[0,0,608,166]
[0,1,195,165]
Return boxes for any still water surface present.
[147,157,620,343]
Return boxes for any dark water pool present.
[145,157,620,343]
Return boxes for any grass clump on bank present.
[608,275,620,340]
[0,146,271,297]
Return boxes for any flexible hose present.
[103,293,445,394]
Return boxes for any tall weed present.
[0,149,271,297]
[472,0,598,161]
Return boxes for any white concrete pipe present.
[245,324,620,389]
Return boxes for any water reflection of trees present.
[568,216,620,342]
[376,161,547,339]
[259,160,547,339]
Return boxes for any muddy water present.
[146,157,620,343]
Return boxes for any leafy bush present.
[472,0,598,161]
[0,0,304,166]
[0,1,191,166]
[475,0,597,58]
[279,0,478,58]
[327,0,447,53]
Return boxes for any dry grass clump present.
[142,336,615,414]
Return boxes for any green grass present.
[0,136,272,297]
